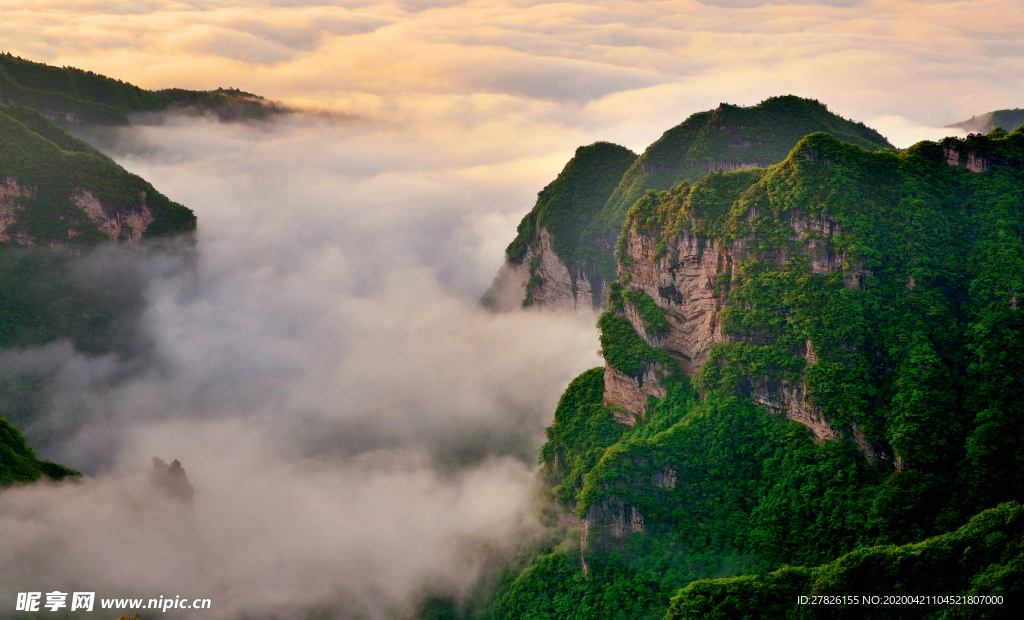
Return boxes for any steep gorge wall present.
[486,227,605,314]
[604,208,863,444]
[0,177,156,248]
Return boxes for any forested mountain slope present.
[1,102,196,246]
[0,417,79,487]
[487,96,892,314]
[0,53,284,127]
[0,95,198,475]
[475,126,1024,620]
[948,108,1024,135]
[482,142,637,311]
[667,501,1023,620]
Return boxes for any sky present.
[2,0,1023,155]
[1,1,1023,618]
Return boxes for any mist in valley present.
[0,112,602,619]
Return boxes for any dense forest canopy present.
[469,127,1024,620]
[0,53,283,127]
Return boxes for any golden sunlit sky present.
[3,1,1023,161]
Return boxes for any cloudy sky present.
[3,0,1023,154]
[1,2,1022,618]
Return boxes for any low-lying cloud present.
[0,113,601,618]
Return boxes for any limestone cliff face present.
[602,364,667,423]
[604,207,867,445]
[72,190,155,243]
[486,227,605,314]
[944,145,992,173]
[0,177,35,245]
[0,176,155,248]
[581,497,645,548]
[707,160,773,173]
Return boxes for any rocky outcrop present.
[605,207,875,451]
[707,160,772,173]
[0,177,33,244]
[487,227,604,314]
[72,190,155,242]
[602,365,667,423]
[150,456,195,503]
[944,145,992,173]
[0,177,156,247]
[581,497,645,546]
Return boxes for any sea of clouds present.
[0,112,601,619]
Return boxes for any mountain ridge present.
[475,125,1024,620]
[0,52,286,127]
[487,96,894,315]
[947,108,1024,135]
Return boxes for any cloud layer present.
[2,0,1022,149]
[0,114,600,619]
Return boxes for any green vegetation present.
[597,312,673,377]
[506,143,637,266]
[948,108,1024,134]
[667,501,1024,620]
[0,246,149,354]
[501,142,637,304]
[0,417,79,486]
[497,96,894,310]
[590,96,894,258]
[0,53,283,127]
[469,127,1024,619]
[0,102,196,245]
[621,289,669,337]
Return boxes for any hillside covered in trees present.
[464,126,1024,620]
[487,96,894,313]
[0,61,203,484]
[0,53,285,127]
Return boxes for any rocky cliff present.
[488,96,893,314]
[0,102,196,248]
[487,227,605,312]
[496,126,1024,618]
[605,190,866,446]
[598,127,1024,465]
[482,142,636,313]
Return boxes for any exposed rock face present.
[73,190,155,242]
[0,177,155,247]
[944,145,992,173]
[581,497,645,547]
[605,207,870,447]
[652,467,677,488]
[0,177,33,244]
[707,160,772,173]
[602,365,666,422]
[489,227,604,314]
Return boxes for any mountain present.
[482,142,637,311]
[0,417,79,486]
[487,96,894,313]
[1,102,196,246]
[667,501,1023,619]
[947,108,1024,134]
[476,126,1024,619]
[0,53,285,127]
[0,89,199,469]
